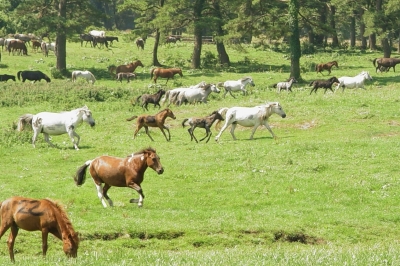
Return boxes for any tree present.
[191,0,206,69]
[288,0,301,79]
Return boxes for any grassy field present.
[0,34,400,265]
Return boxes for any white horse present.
[215,102,286,141]
[72,70,96,84]
[274,77,297,93]
[176,84,220,105]
[17,105,95,150]
[335,71,373,92]
[162,81,207,106]
[89,30,106,37]
[218,77,255,98]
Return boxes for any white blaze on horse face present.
[141,155,144,161]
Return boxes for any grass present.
[0,34,400,265]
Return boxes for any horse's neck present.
[128,155,147,179]
[49,204,75,242]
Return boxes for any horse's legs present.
[200,126,212,143]
[95,182,109,207]
[262,121,276,139]
[102,184,114,207]
[128,182,145,207]
[67,129,80,150]
[144,126,155,141]
[41,230,49,257]
[133,124,143,139]
[7,225,18,262]
[223,89,229,98]
[215,118,232,141]
[160,126,171,141]
[229,124,238,140]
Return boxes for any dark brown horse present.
[7,40,28,56]
[373,57,400,73]
[114,60,144,75]
[135,89,166,111]
[309,76,340,94]
[315,61,338,75]
[136,38,145,50]
[0,74,16,82]
[182,111,225,143]
[0,196,79,262]
[74,147,164,207]
[150,67,183,83]
[126,108,176,141]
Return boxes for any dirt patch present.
[273,230,325,245]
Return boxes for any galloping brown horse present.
[74,147,164,207]
[150,67,183,83]
[114,60,144,74]
[315,61,338,75]
[373,57,400,73]
[0,196,79,262]
[126,108,176,141]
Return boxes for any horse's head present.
[63,232,79,258]
[210,84,220,93]
[176,68,183,77]
[243,77,255,86]
[165,108,176,120]
[144,148,164,175]
[363,71,373,80]
[267,102,286,118]
[135,60,144,67]
[329,77,340,83]
[80,106,95,127]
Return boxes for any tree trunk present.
[382,38,391,58]
[330,5,339,47]
[359,16,367,49]
[350,15,355,47]
[369,34,377,50]
[212,0,230,66]
[191,0,205,69]
[56,0,66,72]
[398,31,400,54]
[289,0,301,79]
[152,29,162,67]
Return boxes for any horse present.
[89,30,106,37]
[126,108,176,141]
[116,72,136,83]
[273,77,297,93]
[0,196,79,262]
[74,147,164,208]
[41,42,56,56]
[72,70,96,84]
[166,36,180,44]
[135,89,166,111]
[17,105,95,150]
[309,76,340,94]
[315,61,338,75]
[92,36,108,48]
[79,33,94,47]
[162,81,207,106]
[176,83,220,105]
[373,57,400,73]
[218,77,255,98]
[105,36,118,45]
[114,60,144,75]
[136,38,145,50]
[17,70,51,83]
[335,71,373,92]
[182,110,224,143]
[14,33,33,45]
[31,39,42,52]
[215,102,286,141]
[0,74,16,82]
[150,67,183,83]
[41,41,49,56]
[7,40,27,55]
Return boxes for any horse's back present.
[90,156,129,186]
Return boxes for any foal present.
[182,111,224,143]
[309,76,340,94]
[116,72,136,83]
[134,89,166,111]
[315,61,338,75]
[273,77,297,93]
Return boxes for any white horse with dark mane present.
[274,77,297,93]
[218,77,255,98]
[72,70,96,84]
[162,81,207,106]
[215,102,286,141]
[335,71,373,92]
[176,83,220,105]
[17,105,95,150]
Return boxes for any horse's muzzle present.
[90,121,96,127]
[281,114,287,118]
[157,168,164,174]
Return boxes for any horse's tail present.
[150,68,155,79]
[71,71,76,81]
[372,58,377,67]
[272,83,277,88]
[126,115,138,121]
[309,81,315,86]
[74,160,92,186]
[182,118,189,128]
[17,71,22,81]
[17,114,34,131]
[91,73,96,84]
[131,95,141,106]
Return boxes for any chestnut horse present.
[150,67,183,83]
[114,60,144,75]
[373,57,400,73]
[0,196,79,262]
[74,147,164,207]
[126,108,176,141]
[315,61,338,75]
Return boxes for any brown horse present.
[150,67,183,83]
[0,196,79,262]
[136,38,144,50]
[134,89,166,111]
[373,57,400,73]
[126,108,176,141]
[74,147,164,207]
[7,40,28,56]
[182,110,225,143]
[114,60,144,75]
[315,61,338,75]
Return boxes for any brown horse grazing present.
[315,61,338,75]
[7,40,28,56]
[182,110,225,143]
[134,89,166,111]
[74,147,164,207]
[0,196,79,262]
[150,67,183,83]
[115,60,144,75]
[31,40,41,52]
[126,108,176,141]
[136,38,145,50]
[373,57,400,73]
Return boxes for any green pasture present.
[0,35,400,265]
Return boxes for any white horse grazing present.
[176,84,220,105]
[218,77,255,98]
[335,71,373,92]
[162,81,207,106]
[72,70,96,84]
[215,102,286,141]
[17,105,95,150]
[89,30,106,37]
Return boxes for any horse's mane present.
[241,76,252,81]
[44,199,80,245]
[132,147,156,156]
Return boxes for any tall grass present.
[0,36,399,265]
